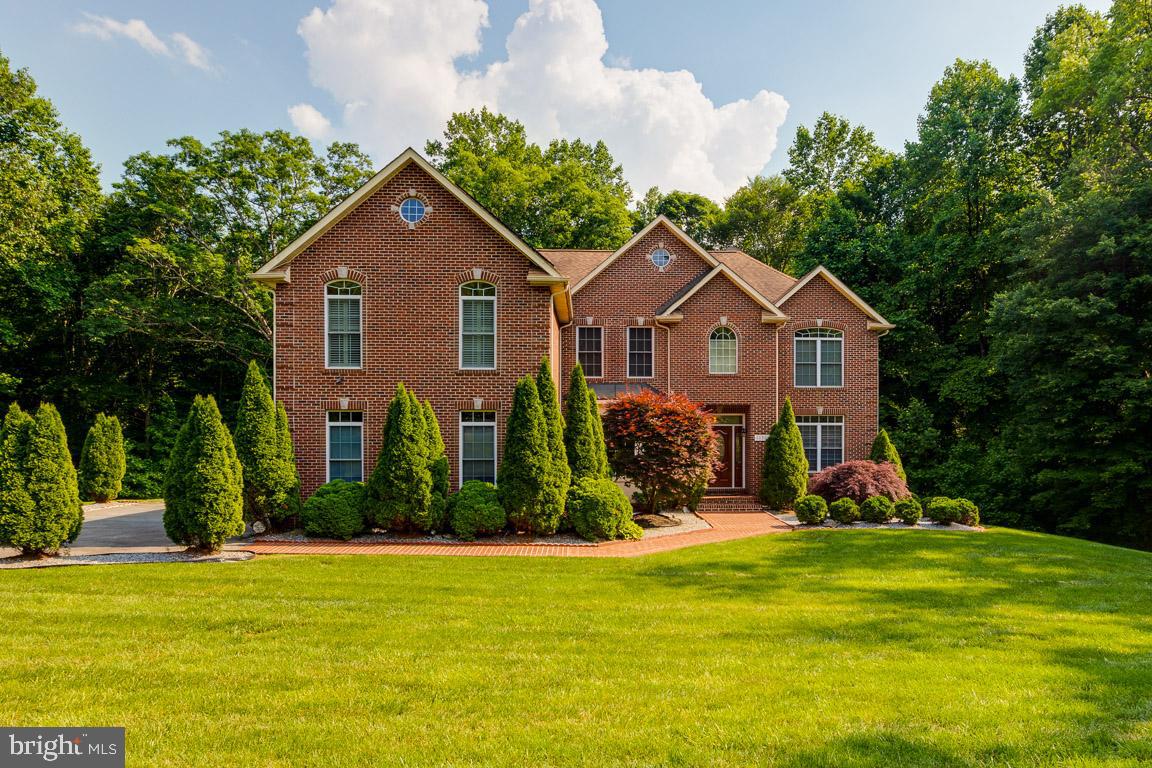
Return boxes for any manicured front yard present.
[2,529,1150,767]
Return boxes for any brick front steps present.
[235,508,792,558]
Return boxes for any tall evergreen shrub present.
[275,402,303,521]
[0,404,35,549]
[564,364,602,481]
[422,399,449,531]
[869,428,906,481]
[163,395,245,552]
[499,376,562,534]
[587,386,609,477]
[363,383,433,531]
[234,362,297,523]
[759,397,809,510]
[9,402,84,552]
[78,413,126,503]
[537,357,571,501]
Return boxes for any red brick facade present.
[257,151,890,498]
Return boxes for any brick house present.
[251,148,894,499]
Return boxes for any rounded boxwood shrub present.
[566,477,642,542]
[301,480,365,541]
[807,460,910,505]
[449,481,506,541]
[828,497,860,525]
[925,497,960,524]
[895,497,923,525]
[859,495,895,524]
[794,494,828,525]
[955,498,980,526]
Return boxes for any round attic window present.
[649,248,672,270]
[399,197,426,224]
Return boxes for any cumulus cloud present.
[294,0,788,200]
[289,103,333,139]
[75,13,215,71]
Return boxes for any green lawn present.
[2,529,1151,767]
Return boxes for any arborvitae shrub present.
[14,404,84,555]
[566,477,642,542]
[0,403,35,549]
[234,362,298,524]
[759,398,808,510]
[363,383,433,532]
[954,498,980,526]
[163,395,245,552]
[807,460,911,504]
[868,428,906,482]
[449,481,506,541]
[301,480,365,540]
[422,399,449,532]
[78,413,126,503]
[860,495,896,523]
[587,386,609,478]
[895,497,923,525]
[794,494,828,525]
[828,497,860,525]
[536,357,571,503]
[275,402,303,523]
[498,376,562,534]
[564,364,601,481]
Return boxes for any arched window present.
[459,281,496,369]
[326,280,362,368]
[794,328,842,387]
[709,326,738,374]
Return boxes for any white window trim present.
[576,326,605,379]
[325,411,364,483]
[459,283,497,371]
[797,415,845,474]
[708,326,739,375]
[793,329,844,388]
[626,326,655,380]
[458,411,498,488]
[324,283,363,370]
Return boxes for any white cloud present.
[289,103,333,139]
[295,0,788,200]
[75,13,214,71]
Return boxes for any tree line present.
[0,0,1148,545]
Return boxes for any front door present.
[710,414,745,490]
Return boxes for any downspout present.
[773,324,780,418]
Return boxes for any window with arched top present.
[460,281,496,369]
[794,328,842,387]
[709,327,738,374]
[326,280,362,368]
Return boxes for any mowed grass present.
[2,529,1151,767]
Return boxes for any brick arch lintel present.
[789,319,847,332]
[456,268,503,286]
[320,267,369,286]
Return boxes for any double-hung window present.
[796,415,844,472]
[577,327,603,378]
[627,327,654,378]
[327,411,363,482]
[460,281,496,369]
[326,281,362,368]
[709,327,738,374]
[460,411,497,485]
[794,328,842,387]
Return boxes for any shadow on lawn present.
[771,733,978,768]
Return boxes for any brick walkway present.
[235,510,793,558]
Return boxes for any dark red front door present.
[710,415,745,490]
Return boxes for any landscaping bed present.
[776,513,983,531]
[0,550,253,569]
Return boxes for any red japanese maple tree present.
[602,390,721,514]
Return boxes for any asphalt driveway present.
[1,501,183,557]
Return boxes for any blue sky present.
[0,0,1111,196]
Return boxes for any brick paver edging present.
[233,511,793,558]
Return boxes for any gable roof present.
[538,249,611,287]
[250,147,563,283]
[776,266,895,330]
[710,249,797,302]
[569,216,718,294]
[655,263,789,323]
